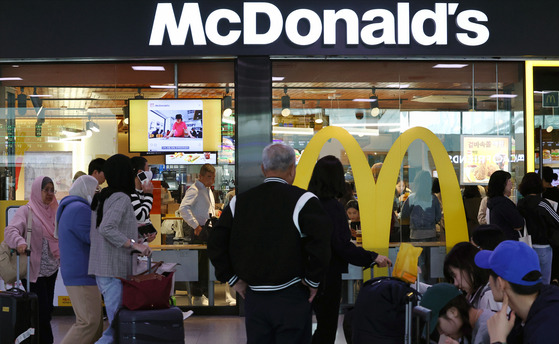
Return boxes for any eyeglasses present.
[42,188,57,195]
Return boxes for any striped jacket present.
[131,189,153,224]
[208,178,331,291]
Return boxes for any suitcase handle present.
[131,250,154,274]
[11,249,31,292]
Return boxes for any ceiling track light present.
[223,86,232,117]
[370,87,380,117]
[86,120,100,133]
[281,85,290,117]
[135,88,144,99]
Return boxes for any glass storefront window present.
[272,60,525,282]
[0,61,236,307]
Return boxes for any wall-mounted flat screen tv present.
[129,99,221,153]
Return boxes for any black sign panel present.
[1,0,559,60]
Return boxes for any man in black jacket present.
[208,142,332,344]
[475,240,559,344]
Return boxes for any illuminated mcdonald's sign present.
[293,126,468,276]
[543,91,559,108]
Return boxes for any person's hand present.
[438,334,459,344]
[233,279,248,299]
[350,228,358,238]
[132,242,152,257]
[374,254,392,268]
[488,293,515,342]
[194,225,203,236]
[301,280,318,303]
[16,244,27,255]
[145,232,157,243]
[141,181,154,194]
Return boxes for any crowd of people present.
[5,143,559,344]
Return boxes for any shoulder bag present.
[120,257,174,310]
[518,223,532,248]
[0,207,33,284]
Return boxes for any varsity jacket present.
[208,178,332,291]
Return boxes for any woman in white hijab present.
[56,175,103,344]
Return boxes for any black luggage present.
[0,250,39,344]
[114,306,185,344]
[350,276,420,344]
[114,252,184,344]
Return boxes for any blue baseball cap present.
[475,240,542,286]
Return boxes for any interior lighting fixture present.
[370,88,380,117]
[132,66,165,71]
[490,94,517,99]
[150,85,177,89]
[386,83,410,89]
[433,64,468,69]
[281,86,291,117]
[315,113,323,124]
[223,86,233,117]
[0,77,22,81]
[547,126,554,133]
[86,121,100,133]
[272,76,285,81]
[352,98,378,102]
[135,88,144,99]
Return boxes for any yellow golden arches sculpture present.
[293,126,468,277]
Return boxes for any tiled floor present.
[52,314,348,344]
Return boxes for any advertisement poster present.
[461,136,510,185]
[165,152,217,165]
[23,151,72,200]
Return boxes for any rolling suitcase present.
[114,253,184,344]
[0,250,39,344]
[115,306,185,344]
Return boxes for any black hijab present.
[91,154,135,227]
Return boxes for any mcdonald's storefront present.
[3,0,559,309]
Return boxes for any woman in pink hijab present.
[4,176,59,344]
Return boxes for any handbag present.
[120,261,174,310]
[519,224,532,248]
[0,207,33,284]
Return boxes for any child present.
[345,200,360,240]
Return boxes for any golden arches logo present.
[294,126,468,275]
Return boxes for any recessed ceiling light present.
[150,85,177,89]
[132,66,165,71]
[433,64,468,68]
[490,94,517,98]
[272,76,285,81]
[0,77,22,81]
[29,94,53,97]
